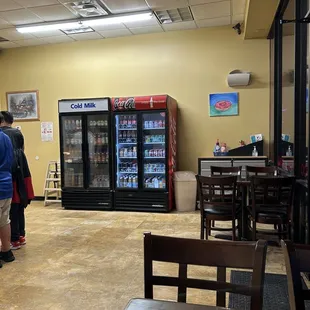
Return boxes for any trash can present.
[174,171,197,212]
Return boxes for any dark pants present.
[10,203,25,242]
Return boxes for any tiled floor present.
[0,202,286,310]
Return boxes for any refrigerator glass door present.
[87,114,110,188]
[142,112,166,190]
[61,115,84,188]
[115,114,138,189]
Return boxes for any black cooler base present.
[114,191,169,212]
[62,190,112,210]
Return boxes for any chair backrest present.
[281,240,310,310]
[211,166,242,176]
[250,176,295,214]
[246,166,278,177]
[196,175,237,215]
[144,232,267,310]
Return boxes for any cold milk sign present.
[58,98,109,113]
[71,102,96,109]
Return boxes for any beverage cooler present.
[58,98,112,210]
[112,95,177,212]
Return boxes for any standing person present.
[0,112,34,250]
[0,126,15,266]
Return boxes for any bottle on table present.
[252,146,258,157]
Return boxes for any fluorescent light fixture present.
[16,12,153,33]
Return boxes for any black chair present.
[144,232,267,309]
[247,176,295,241]
[281,240,310,310]
[196,175,240,240]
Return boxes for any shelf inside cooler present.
[143,127,165,130]
[144,172,165,174]
[119,171,138,174]
[144,157,165,159]
[119,157,137,159]
[144,142,165,145]
[118,128,137,131]
[118,142,137,145]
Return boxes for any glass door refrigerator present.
[58,98,112,210]
[112,95,177,212]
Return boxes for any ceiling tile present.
[0,0,22,12]
[189,0,224,4]
[232,13,244,24]
[30,4,77,21]
[146,0,189,9]
[123,15,159,28]
[130,25,163,35]
[14,38,46,46]
[90,23,127,31]
[99,28,132,38]
[232,0,246,16]
[191,1,230,20]
[0,9,43,25]
[196,16,231,28]
[42,35,75,44]
[162,20,197,31]
[0,17,12,29]
[69,32,103,41]
[99,0,149,14]
[0,41,21,49]
[0,27,34,40]
[14,0,59,7]
[33,29,65,38]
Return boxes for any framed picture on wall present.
[209,92,239,117]
[6,90,40,121]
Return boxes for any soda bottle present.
[128,115,132,128]
[159,177,163,189]
[119,132,123,142]
[162,120,165,128]
[159,120,163,128]
[132,116,137,128]
[145,149,149,157]
[120,148,124,158]
[162,149,165,157]
[144,120,148,129]
[123,116,128,128]
[154,120,158,128]
[123,130,127,140]
[133,147,137,158]
[105,152,109,163]
[101,152,106,163]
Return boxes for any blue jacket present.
[0,129,13,200]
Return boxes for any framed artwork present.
[209,92,239,117]
[6,90,40,121]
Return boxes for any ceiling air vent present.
[0,37,8,42]
[62,26,94,34]
[64,0,108,18]
[155,7,193,24]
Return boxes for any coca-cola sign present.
[113,97,135,110]
[112,95,168,111]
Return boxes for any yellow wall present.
[0,27,270,196]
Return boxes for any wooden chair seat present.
[204,204,241,217]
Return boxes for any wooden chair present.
[247,176,295,241]
[144,232,267,309]
[210,166,242,233]
[281,240,310,310]
[196,175,239,240]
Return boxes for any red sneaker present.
[19,236,26,245]
[10,241,21,250]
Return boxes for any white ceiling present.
[0,0,247,49]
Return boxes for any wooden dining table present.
[124,299,232,310]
